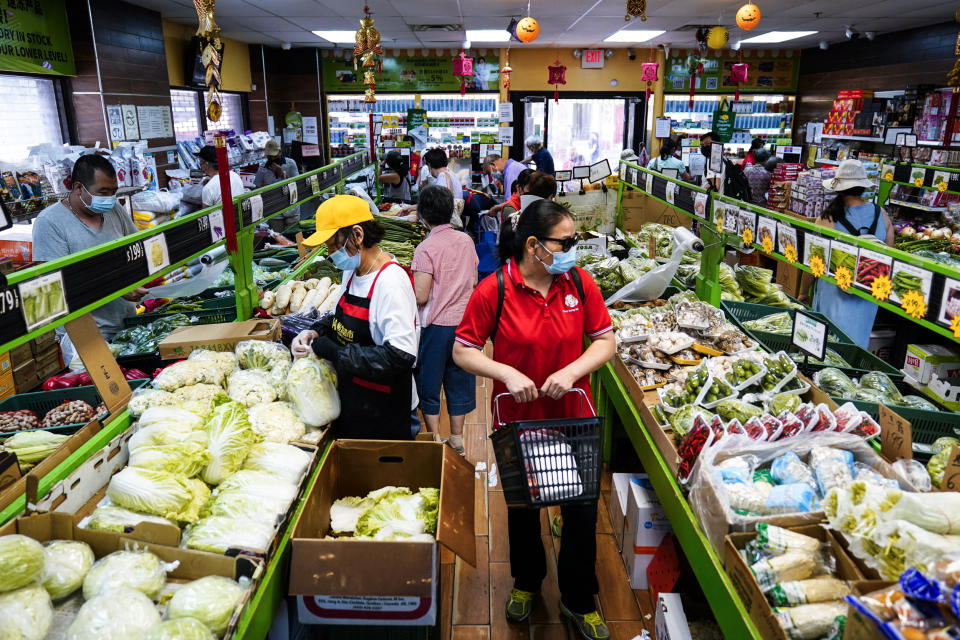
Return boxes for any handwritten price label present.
[879,403,912,461]
[942,446,960,491]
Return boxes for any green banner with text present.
[323,54,499,93]
[0,0,74,76]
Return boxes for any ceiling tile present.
[220,30,273,44]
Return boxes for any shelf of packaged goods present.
[888,198,949,213]
[821,134,886,142]
[817,158,841,165]
[664,111,791,117]
[918,140,956,147]
[594,364,763,640]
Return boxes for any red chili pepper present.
[123,369,149,380]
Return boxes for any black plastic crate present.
[0,379,149,434]
[721,300,855,345]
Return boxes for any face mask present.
[537,242,576,275]
[329,238,361,271]
[80,184,116,215]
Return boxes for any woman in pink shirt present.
[412,185,479,454]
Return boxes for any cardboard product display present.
[0,369,14,402]
[622,474,671,589]
[158,319,281,360]
[655,592,694,640]
[12,358,38,392]
[902,344,960,384]
[841,581,895,640]
[608,472,639,552]
[620,189,689,232]
[65,314,132,416]
[290,440,476,626]
[724,525,866,640]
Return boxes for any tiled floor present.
[431,375,657,640]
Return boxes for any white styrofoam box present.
[609,473,642,553]
[903,344,960,384]
[622,475,671,589]
[655,593,693,640]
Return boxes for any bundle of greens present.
[329,486,440,541]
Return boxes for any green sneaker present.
[551,514,563,537]
[505,588,537,623]
[560,602,610,640]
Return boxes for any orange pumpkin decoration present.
[516,16,540,43]
[736,3,762,31]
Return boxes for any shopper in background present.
[497,172,559,252]
[454,200,615,640]
[411,185,478,455]
[522,135,555,176]
[744,148,772,206]
[488,168,534,224]
[587,133,601,164]
[799,159,895,347]
[483,153,526,197]
[253,139,299,188]
[397,149,465,227]
[698,131,725,194]
[379,150,412,203]
[646,138,691,182]
[33,154,147,358]
[743,138,766,168]
[291,195,419,440]
[198,145,246,207]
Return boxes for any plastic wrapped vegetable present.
[213,470,298,503]
[129,417,208,453]
[40,540,95,600]
[235,340,290,371]
[928,436,960,488]
[750,550,818,591]
[774,601,847,640]
[66,586,161,640]
[182,516,275,554]
[173,384,230,410]
[145,618,215,640]
[136,406,205,434]
[166,576,246,636]
[247,402,306,443]
[127,388,178,417]
[242,442,311,484]
[226,369,278,407]
[187,350,238,379]
[769,392,802,416]
[153,360,225,392]
[202,401,258,485]
[812,368,858,398]
[200,491,288,524]
[668,405,715,439]
[286,356,340,428]
[771,451,816,488]
[748,523,821,558]
[129,440,211,478]
[858,372,902,401]
[768,577,851,607]
[81,505,177,533]
[82,550,168,600]
[1,431,68,469]
[715,398,763,424]
[896,395,939,411]
[106,467,210,523]
[0,583,53,640]
[0,534,45,592]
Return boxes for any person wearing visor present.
[32,154,147,358]
[453,200,615,640]
[291,195,420,439]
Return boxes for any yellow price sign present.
[952,314,960,339]
[870,274,892,301]
[901,289,927,319]
[883,171,894,182]
[741,227,754,246]
[810,254,825,278]
[914,177,925,187]
[835,265,853,291]
[761,236,773,254]
[784,244,798,264]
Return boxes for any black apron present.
[330,261,414,440]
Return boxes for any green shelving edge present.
[597,363,763,640]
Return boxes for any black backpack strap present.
[867,204,882,236]
[570,267,586,304]
[835,215,859,236]
[491,267,505,342]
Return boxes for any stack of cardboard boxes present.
[608,473,672,589]
[5,332,61,399]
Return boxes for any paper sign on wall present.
[723,205,739,233]
[938,278,960,326]
[498,127,514,145]
[655,118,672,138]
[498,102,513,123]
[121,105,139,141]
[645,173,653,193]
[310,175,320,195]
[757,216,777,249]
[106,105,124,143]
[302,117,319,144]
[804,233,830,269]
[738,209,756,236]
[694,192,707,219]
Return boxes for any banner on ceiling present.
[0,0,75,76]
[322,54,500,93]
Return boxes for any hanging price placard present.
[207,211,225,243]
[287,182,298,205]
[879,404,912,461]
[248,195,264,223]
[143,235,170,275]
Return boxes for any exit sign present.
[582,49,605,68]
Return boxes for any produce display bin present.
[721,300,856,345]
[0,379,150,433]
[845,402,960,450]
[745,333,902,378]
[123,306,238,328]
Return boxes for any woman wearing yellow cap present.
[291,195,420,439]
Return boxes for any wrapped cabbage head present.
[106,467,210,523]
[145,618,215,640]
[0,583,53,640]
[187,350,238,379]
[214,469,298,503]
[166,575,246,636]
[81,505,177,534]
[128,388,178,417]
[247,402,305,444]
[242,442,311,484]
[174,384,230,411]
[82,550,168,600]
[202,401,258,486]
[2,431,69,469]
[235,340,291,371]
[0,534,45,592]
[182,516,275,554]
[129,439,210,478]
[153,360,225,392]
[200,490,289,524]
[40,539,95,600]
[66,586,161,640]
[227,370,278,408]
[286,356,340,428]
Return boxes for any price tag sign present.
[942,446,960,491]
[879,403,912,461]
[287,181,298,205]
[125,241,144,265]
[207,211,225,243]
[143,234,170,275]
[665,181,676,205]
[249,194,264,222]
[0,285,20,319]
[791,311,828,361]
[17,271,68,331]
[310,174,320,195]
[645,173,653,193]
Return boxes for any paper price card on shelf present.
[889,261,933,305]
[247,194,264,223]
[879,403,912,461]
[938,278,960,326]
[694,192,708,219]
[776,223,797,256]
[645,173,653,193]
[17,271,67,332]
[828,239,859,277]
[854,248,893,291]
[738,209,756,236]
[757,216,777,252]
[723,205,739,234]
[206,210,225,243]
[665,181,676,204]
[143,235,170,275]
[934,170,952,189]
[941,446,960,491]
[310,174,320,195]
[287,182,298,206]
[792,311,828,362]
[803,233,830,269]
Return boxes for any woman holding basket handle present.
[453,200,615,640]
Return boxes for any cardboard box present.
[842,581,894,640]
[903,344,960,384]
[158,319,281,360]
[12,359,37,392]
[0,370,13,401]
[0,351,8,377]
[289,440,476,626]
[775,261,803,299]
[655,593,693,640]
[620,189,689,233]
[725,525,865,640]
[609,472,638,552]
[622,474,671,589]
[31,330,57,352]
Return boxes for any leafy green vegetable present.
[40,540,94,600]
[235,340,290,371]
[286,356,341,428]
[106,467,209,523]
[355,487,439,540]
[182,516,275,554]
[82,550,167,601]
[0,534,45,593]
[214,470,299,503]
[1,431,69,469]
[82,505,177,534]
[241,442,311,484]
[202,401,258,485]
[200,491,288,523]
[928,437,960,488]
[129,440,211,478]
[247,401,306,444]
[769,392,802,416]
[167,575,245,637]
[67,586,161,639]
[0,583,52,640]
[145,618,216,640]
[715,399,763,424]
[330,495,374,533]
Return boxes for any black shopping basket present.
[489,388,603,508]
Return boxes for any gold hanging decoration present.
[194,0,224,121]
[354,6,384,103]
[625,0,647,21]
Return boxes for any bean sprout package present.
[688,432,914,554]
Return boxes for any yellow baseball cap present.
[302,195,374,248]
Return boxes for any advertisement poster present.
[0,0,74,76]
[665,54,797,93]
[323,54,499,93]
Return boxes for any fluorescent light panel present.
[604,29,665,43]
[740,30,817,43]
[312,30,357,43]
[465,29,512,42]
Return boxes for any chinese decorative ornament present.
[548,59,566,103]
[685,53,704,108]
[707,26,729,50]
[835,265,853,291]
[194,0,223,121]
[731,53,749,100]
[810,254,825,278]
[500,50,513,100]
[901,289,927,319]
[625,0,647,21]
[736,3,762,30]
[354,6,384,103]
[784,244,798,264]
[452,50,474,96]
[871,274,893,301]
[515,17,540,43]
[640,49,659,102]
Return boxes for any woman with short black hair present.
[380,150,412,203]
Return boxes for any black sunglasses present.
[539,235,579,252]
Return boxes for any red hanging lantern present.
[547,59,566,103]
[501,50,513,100]
[731,53,749,101]
[640,48,659,102]
[452,50,474,95]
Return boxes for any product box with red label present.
[903,344,960,384]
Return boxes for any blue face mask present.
[81,184,116,215]
[537,241,577,275]
[329,240,361,271]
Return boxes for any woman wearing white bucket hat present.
[798,159,895,347]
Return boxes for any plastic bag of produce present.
[812,368,857,398]
[129,418,207,453]
[764,483,820,514]
[1,431,68,469]
[857,372,902,401]
[200,491,288,524]
[153,360,225,391]
[166,575,246,636]
[891,459,932,492]
[173,384,230,410]
[66,586,161,640]
[746,523,821,560]
[768,392,802,416]
[928,436,960,488]
[286,356,340,428]
[106,467,210,522]
[212,470,298,503]
[145,618,215,640]
[82,549,169,600]
[774,601,847,640]
[235,340,290,371]
[896,395,939,411]
[136,406,204,434]
[715,398,763,424]
[247,401,306,443]
[127,388,178,417]
[668,405,715,439]
[771,451,816,488]
[242,442,311,484]
[202,401,258,485]
[0,583,53,640]
[187,350,238,379]
[80,505,177,533]
[40,540,94,600]
[0,534,45,592]
[182,516,275,554]
[129,440,211,478]
[226,369,278,407]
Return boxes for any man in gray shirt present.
[254,139,300,216]
[32,154,147,348]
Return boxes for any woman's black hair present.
[659,138,678,160]
[750,138,764,151]
[418,185,454,226]
[384,150,409,180]
[423,148,448,170]
[821,187,866,223]
[525,172,557,199]
[337,219,385,249]
[498,199,572,265]
[514,168,534,194]
[753,148,771,165]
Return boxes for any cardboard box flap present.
[438,445,477,567]
[65,314,131,416]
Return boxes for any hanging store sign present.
[665,53,797,93]
[323,54,499,92]
[581,49,605,69]
[0,0,75,76]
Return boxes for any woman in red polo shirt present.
[453,200,615,640]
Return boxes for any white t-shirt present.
[335,262,420,409]
[201,171,246,207]
[704,156,726,195]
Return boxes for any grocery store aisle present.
[430,374,657,640]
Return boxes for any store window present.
[204,91,244,134]
[0,74,64,163]
[169,89,247,141]
[170,89,202,142]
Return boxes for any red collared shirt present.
[456,259,612,425]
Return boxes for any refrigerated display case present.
[663,94,795,151]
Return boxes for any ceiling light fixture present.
[819,40,828,49]
[573,49,582,58]
[463,39,471,49]
[604,29,666,43]
[466,29,512,42]
[312,30,357,43]
[739,30,817,44]
[732,40,742,51]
